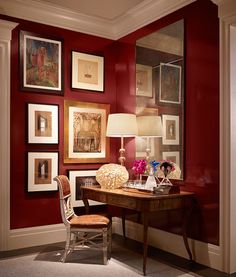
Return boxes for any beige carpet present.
[0,235,226,277]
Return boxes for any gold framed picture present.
[64,100,110,163]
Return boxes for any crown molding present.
[0,0,196,40]
[113,0,196,39]
[211,0,236,24]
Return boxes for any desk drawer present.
[107,195,137,209]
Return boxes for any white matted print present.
[28,103,58,144]
[28,152,58,192]
[162,151,180,167]
[69,170,103,207]
[72,51,104,92]
[162,115,179,145]
[136,64,152,97]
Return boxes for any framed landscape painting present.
[64,100,110,163]
[27,103,59,144]
[27,151,58,192]
[69,170,103,207]
[20,31,63,94]
[71,51,104,92]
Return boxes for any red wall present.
[118,0,219,244]
[2,0,219,245]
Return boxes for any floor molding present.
[113,218,222,272]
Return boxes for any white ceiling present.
[0,0,197,39]
[40,0,144,20]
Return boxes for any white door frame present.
[0,19,18,251]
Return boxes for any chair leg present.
[61,229,71,262]
[102,228,108,265]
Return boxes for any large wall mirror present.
[135,19,184,180]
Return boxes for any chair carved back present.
[54,175,74,226]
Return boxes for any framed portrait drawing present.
[136,64,152,97]
[162,115,179,145]
[27,103,58,144]
[27,151,58,192]
[20,31,63,94]
[159,63,181,104]
[71,51,104,92]
[69,170,103,207]
[64,100,110,163]
[162,151,180,167]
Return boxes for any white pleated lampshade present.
[137,115,163,137]
[106,113,138,137]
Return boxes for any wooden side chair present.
[54,175,112,264]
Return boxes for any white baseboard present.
[7,219,222,272]
[8,224,66,250]
[112,217,223,272]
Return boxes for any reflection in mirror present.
[135,19,184,180]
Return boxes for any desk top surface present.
[81,186,195,200]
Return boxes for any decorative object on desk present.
[106,113,137,166]
[158,160,175,185]
[96,163,129,189]
[145,160,160,190]
[136,115,163,162]
[132,159,147,182]
[158,160,181,181]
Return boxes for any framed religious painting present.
[27,103,59,144]
[64,100,110,163]
[27,151,58,192]
[20,31,63,94]
[71,51,104,92]
[162,114,179,145]
[68,170,103,207]
[159,63,181,104]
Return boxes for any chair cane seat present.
[69,214,110,228]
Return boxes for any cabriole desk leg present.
[182,199,193,261]
[142,213,149,276]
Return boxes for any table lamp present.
[136,115,163,162]
[106,113,138,166]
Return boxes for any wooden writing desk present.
[81,186,195,275]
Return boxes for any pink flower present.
[132,159,147,175]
